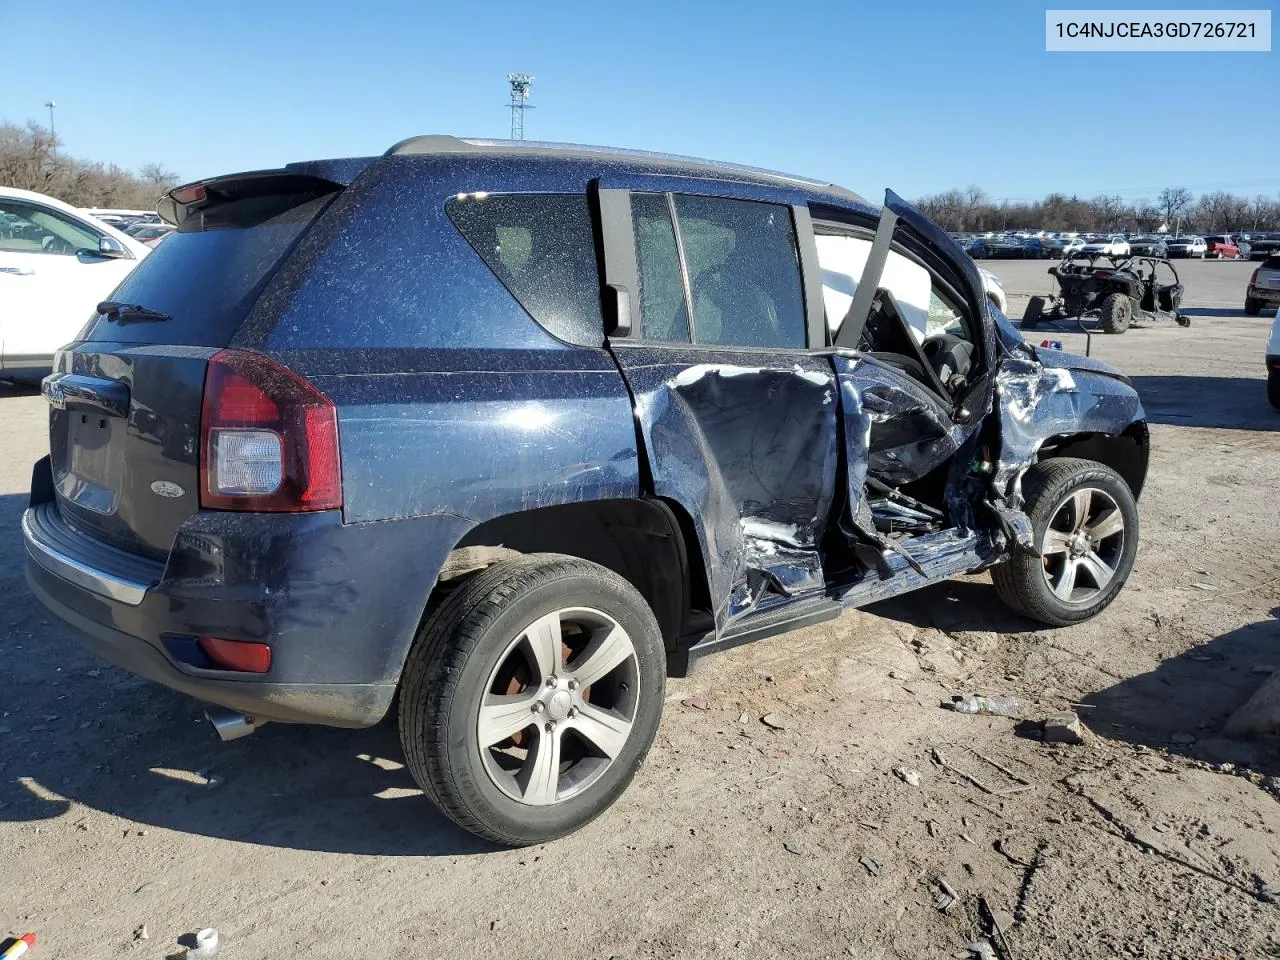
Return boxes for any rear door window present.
[630,193,690,343]
[81,192,334,346]
[672,195,806,349]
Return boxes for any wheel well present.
[1037,422,1150,498]
[443,498,708,653]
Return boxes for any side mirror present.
[97,236,128,259]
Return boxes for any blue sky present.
[1,0,1276,203]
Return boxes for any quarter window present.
[447,194,603,342]
[0,200,102,256]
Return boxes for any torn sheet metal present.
[991,351,1145,534]
[611,347,839,628]
[831,353,979,515]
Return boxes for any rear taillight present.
[1250,268,1259,285]
[200,349,341,512]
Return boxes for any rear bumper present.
[1248,285,1280,304]
[23,473,474,726]
[25,565,394,725]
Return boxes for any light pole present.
[44,100,56,157]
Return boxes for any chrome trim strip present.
[21,509,152,606]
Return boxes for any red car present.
[1205,235,1243,259]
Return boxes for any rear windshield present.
[1264,256,1280,270]
[81,192,334,346]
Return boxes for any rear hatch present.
[47,174,343,561]
[1257,256,1280,289]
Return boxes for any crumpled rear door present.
[612,346,839,625]
[598,179,839,629]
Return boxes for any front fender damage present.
[987,353,1146,553]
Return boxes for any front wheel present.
[992,458,1139,627]
[399,554,666,845]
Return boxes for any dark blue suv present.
[23,136,1149,844]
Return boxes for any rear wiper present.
[97,300,171,324]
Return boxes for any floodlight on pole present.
[507,73,534,140]
[44,100,56,156]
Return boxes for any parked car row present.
[954,228,1270,260]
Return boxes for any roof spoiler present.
[158,169,347,227]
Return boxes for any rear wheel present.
[1245,298,1263,317]
[1269,371,1280,409]
[992,459,1138,627]
[1099,292,1132,334]
[399,554,665,845]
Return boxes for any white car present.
[1167,236,1208,258]
[1080,235,1131,257]
[1268,307,1280,408]
[979,267,1007,314]
[1063,236,1089,255]
[0,186,151,383]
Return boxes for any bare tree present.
[0,121,178,210]
[1089,194,1125,231]
[1132,199,1161,232]
[1158,186,1192,230]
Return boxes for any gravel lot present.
[2,256,1278,960]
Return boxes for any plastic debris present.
[0,933,37,959]
[893,767,922,787]
[946,694,1021,717]
[187,928,219,960]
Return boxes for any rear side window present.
[672,195,806,350]
[447,194,603,344]
[630,193,690,343]
[82,192,333,346]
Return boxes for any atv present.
[1022,253,1190,334]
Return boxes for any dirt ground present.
[2,257,1279,960]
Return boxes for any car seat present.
[1157,283,1183,313]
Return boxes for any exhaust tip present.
[205,706,263,742]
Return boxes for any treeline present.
[915,185,1280,234]
[0,121,178,210]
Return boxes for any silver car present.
[1246,254,1280,317]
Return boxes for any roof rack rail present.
[382,135,867,205]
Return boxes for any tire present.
[992,458,1139,627]
[1245,298,1263,317]
[398,553,666,845]
[1269,371,1280,410]
[1098,292,1132,334]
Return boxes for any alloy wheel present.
[477,607,640,806]
[1040,486,1125,605]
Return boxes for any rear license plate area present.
[59,412,123,514]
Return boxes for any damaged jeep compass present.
[24,137,1149,845]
